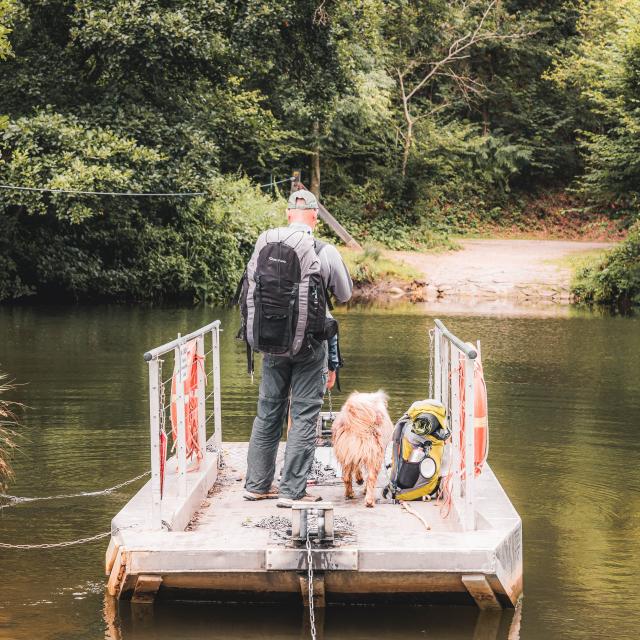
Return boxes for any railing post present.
[148,358,162,528]
[196,335,206,461]
[442,336,450,416]
[212,324,222,446]
[176,339,188,497]
[451,348,462,524]
[434,327,442,402]
[464,354,476,530]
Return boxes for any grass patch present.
[546,248,610,274]
[338,245,423,285]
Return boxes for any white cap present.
[287,189,319,210]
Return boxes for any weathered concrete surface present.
[107,442,522,607]
[390,239,613,303]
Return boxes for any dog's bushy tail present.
[332,390,393,462]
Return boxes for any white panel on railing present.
[451,347,462,524]
[463,355,476,530]
[196,335,207,461]
[435,329,441,403]
[175,341,188,498]
[148,358,161,528]
[212,324,222,446]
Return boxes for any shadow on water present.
[104,596,522,640]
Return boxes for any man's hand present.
[327,370,336,390]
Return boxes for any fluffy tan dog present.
[331,391,394,508]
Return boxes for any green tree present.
[548,0,640,208]
[0,0,288,302]
[0,0,12,60]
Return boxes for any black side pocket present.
[258,304,290,351]
[321,317,338,340]
[397,461,421,489]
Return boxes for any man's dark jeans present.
[245,340,327,500]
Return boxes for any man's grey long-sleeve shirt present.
[288,223,353,303]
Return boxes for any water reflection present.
[103,595,522,640]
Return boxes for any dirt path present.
[390,239,613,303]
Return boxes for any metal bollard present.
[290,502,334,545]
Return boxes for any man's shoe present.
[276,493,323,508]
[243,485,279,501]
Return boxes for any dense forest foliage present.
[0,0,638,303]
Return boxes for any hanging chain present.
[0,471,150,509]
[306,530,317,640]
[0,525,135,550]
[428,328,435,398]
[0,530,112,550]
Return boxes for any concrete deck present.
[107,439,522,608]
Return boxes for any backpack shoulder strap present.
[313,238,327,256]
[313,238,334,311]
[232,268,246,305]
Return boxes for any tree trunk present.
[310,120,321,197]
[401,118,413,178]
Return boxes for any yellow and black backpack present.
[384,400,451,501]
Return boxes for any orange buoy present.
[459,344,489,477]
[473,354,489,475]
[170,339,204,470]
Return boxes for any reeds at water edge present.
[0,373,21,491]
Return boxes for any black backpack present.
[235,227,337,373]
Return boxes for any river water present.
[0,302,638,640]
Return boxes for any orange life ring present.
[472,355,489,474]
[170,339,204,470]
[459,345,489,476]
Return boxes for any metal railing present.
[433,319,478,531]
[144,320,222,528]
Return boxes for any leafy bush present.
[0,162,285,303]
[0,0,291,304]
[0,0,12,61]
[321,115,534,249]
[322,178,456,251]
[572,222,640,308]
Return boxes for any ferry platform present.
[105,320,522,609]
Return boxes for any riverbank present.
[346,239,614,304]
